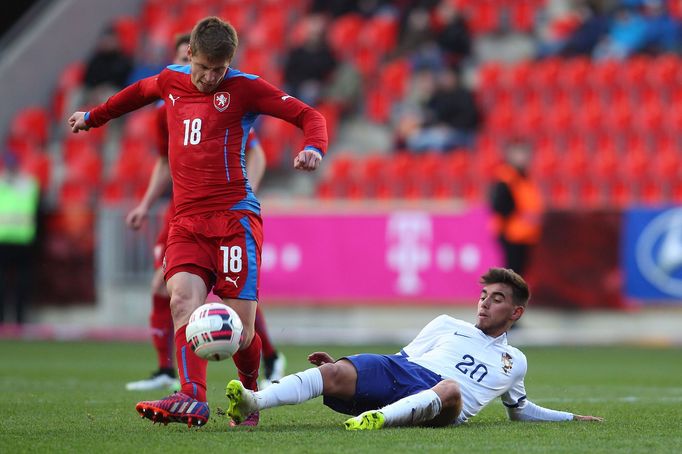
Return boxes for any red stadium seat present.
[547,178,573,209]
[509,0,537,33]
[51,62,84,120]
[379,59,411,100]
[558,57,591,92]
[20,151,52,191]
[113,16,139,57]
[366,88,391,123]
[59,180,92,207]
[590,59,619,92]
[639,178,664,205]
[621,57,650,92]
[466,0,499,35]
[216,3,253,32]
[64,152,102,189]
[577,178,604,208]
[606,177,634,208]
[9,107,50,147]
[649,54,680,91]
[328,14,364,58]
[529,58,560,95]
[359,15,398,55]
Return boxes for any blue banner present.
[624,206,682,302]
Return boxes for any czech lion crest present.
[213,92,230,112]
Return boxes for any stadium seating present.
[5,0,682,213]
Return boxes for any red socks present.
[150,294,173,370]
[255,306,276,359]
[175,324,207,401]
[233,333,261,391]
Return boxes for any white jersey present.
[401,315,528,424]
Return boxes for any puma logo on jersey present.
[225,275,240,287]
[168,94,180,106]
[281,95,292,101]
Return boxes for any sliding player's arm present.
[502,361,603,422]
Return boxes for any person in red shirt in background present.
[124,34,285,393]
[69,17,327,428]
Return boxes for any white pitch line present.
[534,396,682,404]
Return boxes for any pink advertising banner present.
[259,206,503,305]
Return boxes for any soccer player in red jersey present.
[123,34,286,394]
[69,17,327,428]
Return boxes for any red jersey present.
[86,65,327,217]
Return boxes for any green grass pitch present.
[1,341,680,453]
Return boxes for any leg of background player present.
[126,268,179,391]
[255,305,287,388]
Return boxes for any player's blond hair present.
[190,17,238,62]
[480,268,530,307]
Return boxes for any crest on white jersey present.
[213,92,231,112]
[501,352,513,374]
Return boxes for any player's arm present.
[69,75,162,132]
[308,352,335,366]
[247,78,328,171]
[245,130,266,192]
[126,156,171,229]
[506,399,603,422]
[502,365,603,422]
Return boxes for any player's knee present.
[426,379,462,427]
[151,269,167,296]
[238,325,255,350]
[319,360,356,398]
[434,379,461,408]
[169,290,194,323]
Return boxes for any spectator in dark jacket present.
[283,15,338,106]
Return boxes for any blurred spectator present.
[283,15,338,106]
[434,1,472,66]
[82,26,133,105]
[489,140,543,276]
[593,1,681,60]
[0,152,40,325]
[397,7,444,71]
[403,67,481,152]
[539,4,612,57]
[126,40,168,85]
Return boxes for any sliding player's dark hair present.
[480,268,530,307]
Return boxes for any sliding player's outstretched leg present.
[344,410,386,431]
[226,379,258,425]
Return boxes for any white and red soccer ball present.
[186,302,243,361]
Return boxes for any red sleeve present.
[246,78,328,155]
[155,104,169,158]
[86,75,162,128]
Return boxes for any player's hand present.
[574,415,604,422]
[126,204,148,230]
[68,111,90,133]
[308,351,335,366]
[294,149,322,171]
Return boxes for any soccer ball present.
[186,302,243,361]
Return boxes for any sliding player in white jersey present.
[225,267,603,430]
